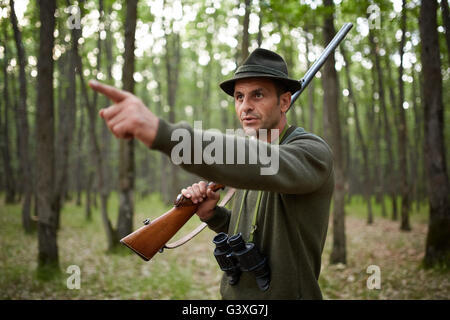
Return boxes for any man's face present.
[234,78,290,135]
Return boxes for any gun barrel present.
[289,22,353,108]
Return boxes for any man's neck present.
[260,117,288,143]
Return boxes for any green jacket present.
[152,118,334,300]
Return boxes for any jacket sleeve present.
[151,118,333,195]
[201,205,231,234]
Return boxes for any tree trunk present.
[398,0,411,231]
[420,0,450,268]
[75,0,116,250]
[117,0,137,240]
[10,0,33,231]
[163,7,181,200]
[370,68,383,221]
[371,28,395,220]
[75,98,85,207]
[85,171,93,221]
[101,0,113,198]
[36,0,58,270]
[54,4,76,218]
[439,0,450,66]
[54,41,76,229]
[366,27,386,218]
[323,0,346,265]
[304,28,315,132]
[54,53,67,229]
[1,25,16,205]
[410,69,422,212]
[151,62,169,203]
[257,6,263,47]
[341,46,373,225]
[241,0,251,64]
[383,49,399,221]
[202,31,213,129]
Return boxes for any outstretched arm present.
[90,80,333,195]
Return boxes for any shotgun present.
[120,23,353,261]
[120,182,225,261]
[289,22,353,109]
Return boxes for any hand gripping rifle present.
[120,23,353,261]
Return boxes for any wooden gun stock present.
[120,182,225,261]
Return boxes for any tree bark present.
[241,0,251,63]
[36,0,58,269]
[323,0,346,265]
[151,62,169,203]
[75,96,85,207]
[101,0,113,197]
[341,46,373,225]
[1,25,16,205]
[410,69,422,211]
[367,26,386,218]
[117,0,138,240]
[420,0,450,268]
[202,31,213,129]
[85,171,93,220]
[257,5,263,47]
[439,0,450,66]
[163,6,181,200]
[75,0,116,250]
[304,28,315,132]
[54,39,76,228]
[383,48,399,221]
[398,0,411,231]
[370,28,395,219]
[10,0,33,231]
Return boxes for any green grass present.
[343,194,429,224]
[0,192,221,299]
[0,192,448,299]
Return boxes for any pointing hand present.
[88,80,159,147]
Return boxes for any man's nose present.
[240,95,254,113]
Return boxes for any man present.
[90,48,334,299]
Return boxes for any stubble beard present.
[242,102,281,140]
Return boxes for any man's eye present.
[236,94,243,101]
[255,92,263,98]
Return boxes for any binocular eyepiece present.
[212,232,241,285]
[213,232,270,291]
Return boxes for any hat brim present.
[219,73,302,97]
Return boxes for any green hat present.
[220,48,302,96]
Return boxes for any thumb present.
[206,188,220,201]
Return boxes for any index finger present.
[88,80,130,103]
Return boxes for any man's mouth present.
[242,116,259,124]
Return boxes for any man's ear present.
[280,91,291,113]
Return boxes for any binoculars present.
[212,232,270,291]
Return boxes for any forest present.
[0,0,449,300]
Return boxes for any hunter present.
[90,48,334,299]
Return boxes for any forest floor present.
[0,193,448,300]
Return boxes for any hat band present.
[235,64,288,78]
